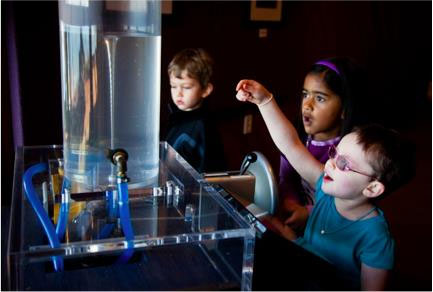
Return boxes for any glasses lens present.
[335,156,348,171]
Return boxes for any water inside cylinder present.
[60,23,160,192]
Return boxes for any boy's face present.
[302,73,343,141]
[169,70,212,111]
[321,132,377,200]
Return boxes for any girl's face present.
[170,70,212,111]
[301,73,343,141]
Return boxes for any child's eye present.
[301,91,309,99]
[316,95,326,102]
[342,157,354,171]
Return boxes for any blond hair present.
[168,48,213,89]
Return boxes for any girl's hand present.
[236,79,272,106]
[282,201,309,232]
[261,215,298,241]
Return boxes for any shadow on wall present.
[378,117,432,290]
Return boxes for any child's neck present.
[308,135,341,146]
[312,127,341,141]
[334,197,377,220]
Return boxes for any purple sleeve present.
[278,154,302,204]
[279,138,339,209]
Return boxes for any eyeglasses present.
[328,145,376,179]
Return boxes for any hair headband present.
[315,60,340,75]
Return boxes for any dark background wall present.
[2,1,431,290]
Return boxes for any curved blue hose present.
[97,223,115,239]
[97,189,117,240]
[97,189,118,239]
[106,189,119,220]
[116,181,134,264]
[23,163,63,271]
[55,200,69,240]
[55,177,70,240]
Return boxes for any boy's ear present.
[362,181,385,198]
[201,83,213,98]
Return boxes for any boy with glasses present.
[235,79,415,290]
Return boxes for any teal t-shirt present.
[295,174,395,287]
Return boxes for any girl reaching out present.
[239,58,367,233]
[235,71,411,290]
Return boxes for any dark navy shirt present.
[166,103,226,173]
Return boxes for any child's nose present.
[303,97,314,111]
[326,158,337,171]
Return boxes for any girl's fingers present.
[236,90,251,102]
[236,79,248,91]
[284,216,294,225]
[236,79,253,91]
[236,91,245,101]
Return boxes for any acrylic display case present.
[7,142,255,291]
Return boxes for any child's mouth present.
[303,115,312,125]
[323,173,333,182]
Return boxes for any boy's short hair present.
[354,124,416,197]
[168,48,213,89]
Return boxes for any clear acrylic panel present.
[7,143,255,290]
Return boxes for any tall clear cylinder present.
[59,0,161,192]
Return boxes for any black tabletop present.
[252,229,354,290]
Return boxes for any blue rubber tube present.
[23,163,63,271]
[97,190,117,240]
[55,199,69,240]
[97,223,115,240]
[106,189,119,220]
[116,181,134,264]
[55,178,70,241]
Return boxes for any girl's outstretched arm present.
[236,79,323,187]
